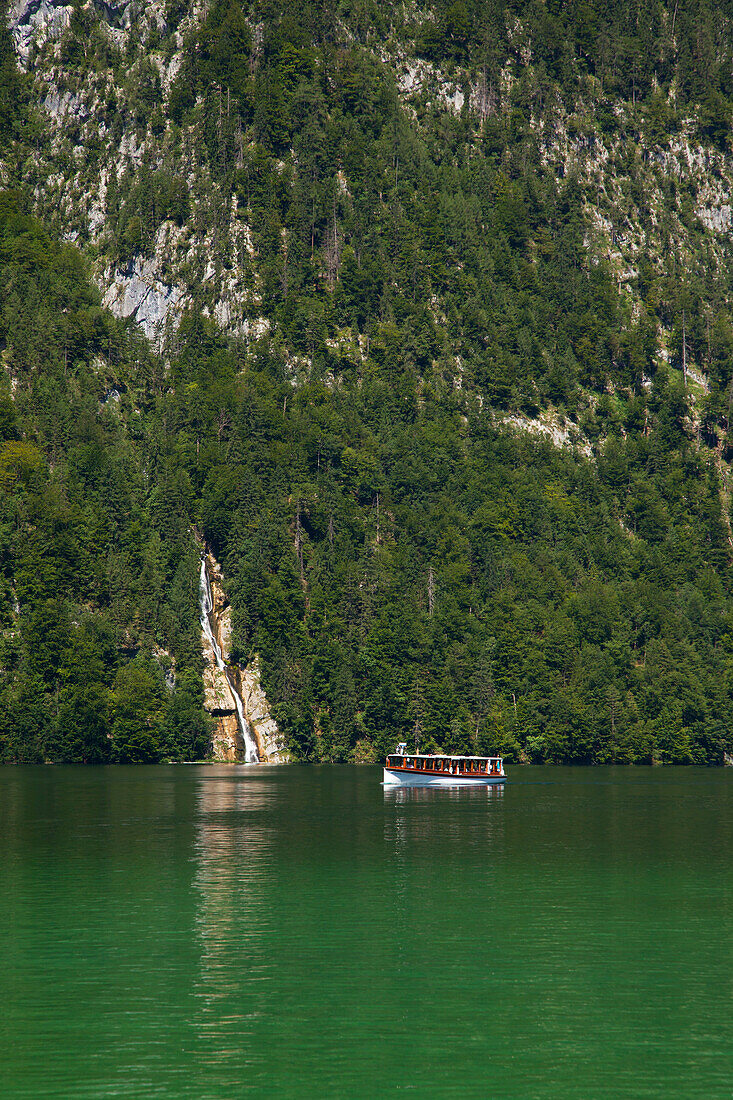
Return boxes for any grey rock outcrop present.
[10,0,73,59]
[102,256,185,342]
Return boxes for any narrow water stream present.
[199,557,259,763]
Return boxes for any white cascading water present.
[199,557,259,763]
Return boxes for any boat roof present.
[387,752,502,759]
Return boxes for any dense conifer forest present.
[3,0,733,763]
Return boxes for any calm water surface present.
[1,765,732,1098]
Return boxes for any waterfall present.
[199,557,259,763]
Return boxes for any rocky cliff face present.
[237,657,289,764]
[7,0,265,341]
[10,0,733,387]
[201,551,289,764]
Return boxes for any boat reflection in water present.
[383,782,505,803]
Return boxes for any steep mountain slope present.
[9,0,733,407]
[3,0,733,763]
[0,192,210,762]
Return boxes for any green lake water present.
[1,765,732,1098]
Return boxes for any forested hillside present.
[0,193,209,762]
[3,0,733,763]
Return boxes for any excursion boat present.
[383,743,506,787]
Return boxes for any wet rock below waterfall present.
[211,714,243,763]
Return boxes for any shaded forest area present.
[3,1,733,762]
[0,194,209,762]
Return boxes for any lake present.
[1,765,732,1098]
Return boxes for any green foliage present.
[158,336,733,766]
[113,168,190,262]
[0,2,35,157]
[5,3,733,768]
[0,194,208,763]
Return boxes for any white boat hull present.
[383,768,506,787]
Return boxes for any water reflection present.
[3,765,732,1099]
[383,775,507,862]
[191,767,279,1064]
[383,783,505,803]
